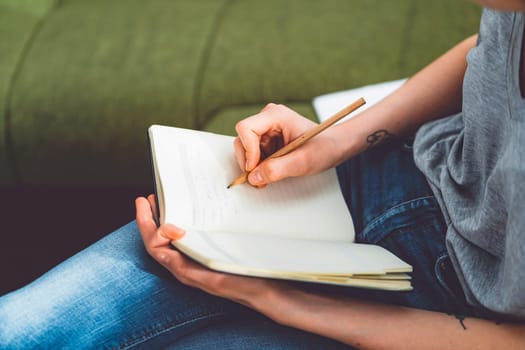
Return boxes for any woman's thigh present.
[0,222,240,349]
[0,222,352,350]
[166,314,350,350]
[333,137,472,316]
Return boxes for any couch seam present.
[192,0,235,130]
[3,1,62,184]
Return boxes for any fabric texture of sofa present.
[2,0,481,186]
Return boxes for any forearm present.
[259,289,525,350]
[331,34,477,161]
[230,35,477,184]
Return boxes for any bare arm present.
[234,35,478,186]
[256,287,525,350]
[229,34,525,347]
[330,34,478,162]
[136,196,525,350]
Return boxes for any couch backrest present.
[0,0,59,183]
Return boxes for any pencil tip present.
[226,184,231,189]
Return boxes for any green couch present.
[2,0,481,187]
[1,0,481,293]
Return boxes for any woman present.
[1,1,524,348]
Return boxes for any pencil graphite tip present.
[227,181,240,189]
[227,172,248,189]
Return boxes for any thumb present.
[248,152,308,186]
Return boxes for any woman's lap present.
[333,136,471,315]
[0,137,472,349]
[0,222,349,349]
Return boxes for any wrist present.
[330,120,364,164]
[249,283,304,325]
[332,106,404,159]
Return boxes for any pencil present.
[227,97,366,188]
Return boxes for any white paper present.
[149,125,355,242]
[313,79,407,122]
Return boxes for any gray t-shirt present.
[414,9,525,320]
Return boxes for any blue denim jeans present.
[0,137,473,349]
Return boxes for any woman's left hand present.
[135,195,525,349]
[135,194,293,313]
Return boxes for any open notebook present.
[148,124,412,291]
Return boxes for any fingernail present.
[250,170,263,184]
[159,224,185,240]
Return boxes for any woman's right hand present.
[233,103,345,186]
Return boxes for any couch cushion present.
[197,0,480,128]
[0,0,58,183]
[6,0,481,186]
[9,0,228,185]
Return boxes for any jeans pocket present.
[353,198,474,313]
[434,252,471,317]
[357,196,439,244]
[402,135,415,151]
[435,253,456,296]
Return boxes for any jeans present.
[0,137,473,349]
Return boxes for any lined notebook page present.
[149,125,355,242]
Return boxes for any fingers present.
[150,243,199,282]
[259,130,284,159]
[156,250,215,288]
[134,198,279,309]
[135,197,158,240]
[234,123,262,172]
[147,194,158,220]
[235,103,291,172]
[158,224,185,240]
[247,146,311,186]
[234,104,315,178]
[233,137,247,171]
[134,195,243,300]
[233,131,284,175]
[154,248,267,306]
[135,196,185,253]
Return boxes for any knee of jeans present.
[0,288,68,349]
[0,235,155,349]
[0,267,147,349]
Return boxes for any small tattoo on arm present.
[366,129,395,149]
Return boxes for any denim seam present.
[359,195,436,240]
[434,252,455,297]
[433,252,470,316]
[115,311,227,350]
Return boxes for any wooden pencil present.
[227,97,366,188]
